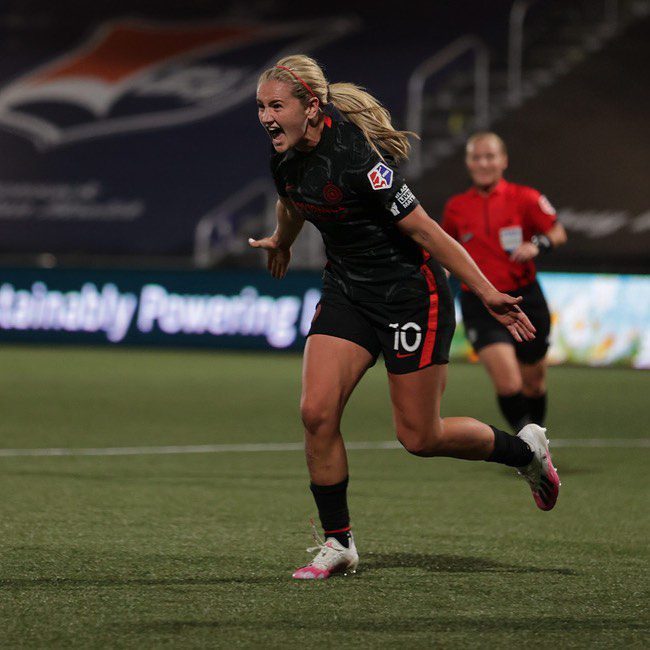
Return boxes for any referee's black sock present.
[486,426,534,467]
[527,393,547,426]
[310,477,351,548]
[497,392,531,433]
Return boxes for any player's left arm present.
[398,205,536,342]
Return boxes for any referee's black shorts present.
[460,280,551,364]
[307,264,456,375]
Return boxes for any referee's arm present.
[511,221,567,263]
[544,222,568,248]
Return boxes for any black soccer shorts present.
[460,280,551,364]
[308,268,456,375]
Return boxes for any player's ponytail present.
[328,82,415,163]
[259,54,416,163]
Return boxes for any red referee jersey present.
[441,178,557,292]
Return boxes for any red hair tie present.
[276,65,317,98]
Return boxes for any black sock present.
[310,477,351,548]
[497,392,531,432]
[486,426,534,467]
[527,393,547,426]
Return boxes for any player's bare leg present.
[293,334,373,579]
[388,363,559,509]
[388,363,495,458]
[300,334,373,484]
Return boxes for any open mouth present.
[266,125,284,144]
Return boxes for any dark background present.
[0,0,647,272]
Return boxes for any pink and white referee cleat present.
[292,525,358,580]
[516,423,561,511]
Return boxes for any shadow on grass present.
[0,552,574,590]
[364,552,576,575]
[132,616,647,634]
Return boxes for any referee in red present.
[442,132,567,433]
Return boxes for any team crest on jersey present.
[0,18,355,149]
[367,162,393,190]
[323,182,343,204]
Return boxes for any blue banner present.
[0,268,321,350]
[1,268,648,368]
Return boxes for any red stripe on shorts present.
[419,261,439,368]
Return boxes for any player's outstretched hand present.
[248,236,291,279]
[483,291,536,342]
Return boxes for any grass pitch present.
[0,346,648,647]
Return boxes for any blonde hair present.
[466,132,508,155]
[258,54,416,163]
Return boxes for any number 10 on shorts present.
[389,322,423,353]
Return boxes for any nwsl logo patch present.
[0,18,356,149]
[367,162,393,190]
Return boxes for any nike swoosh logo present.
[396,352,415,358]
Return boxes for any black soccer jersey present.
[270,105,431,303]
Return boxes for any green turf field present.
[0,346,648,648]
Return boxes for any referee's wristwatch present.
[530,234,553,254]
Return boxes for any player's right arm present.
[398,205,536,342]
[248,197,305,279]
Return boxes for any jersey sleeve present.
[269,154,288,197]
[521,186,557,234]
[441,199,459,239]
[349,138,420,223]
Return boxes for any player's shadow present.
[0,553,574,591]
[364,552,575,575]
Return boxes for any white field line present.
[0,438,648,458]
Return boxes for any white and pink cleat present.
[292,526,359,580]
[516,424,561,511]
